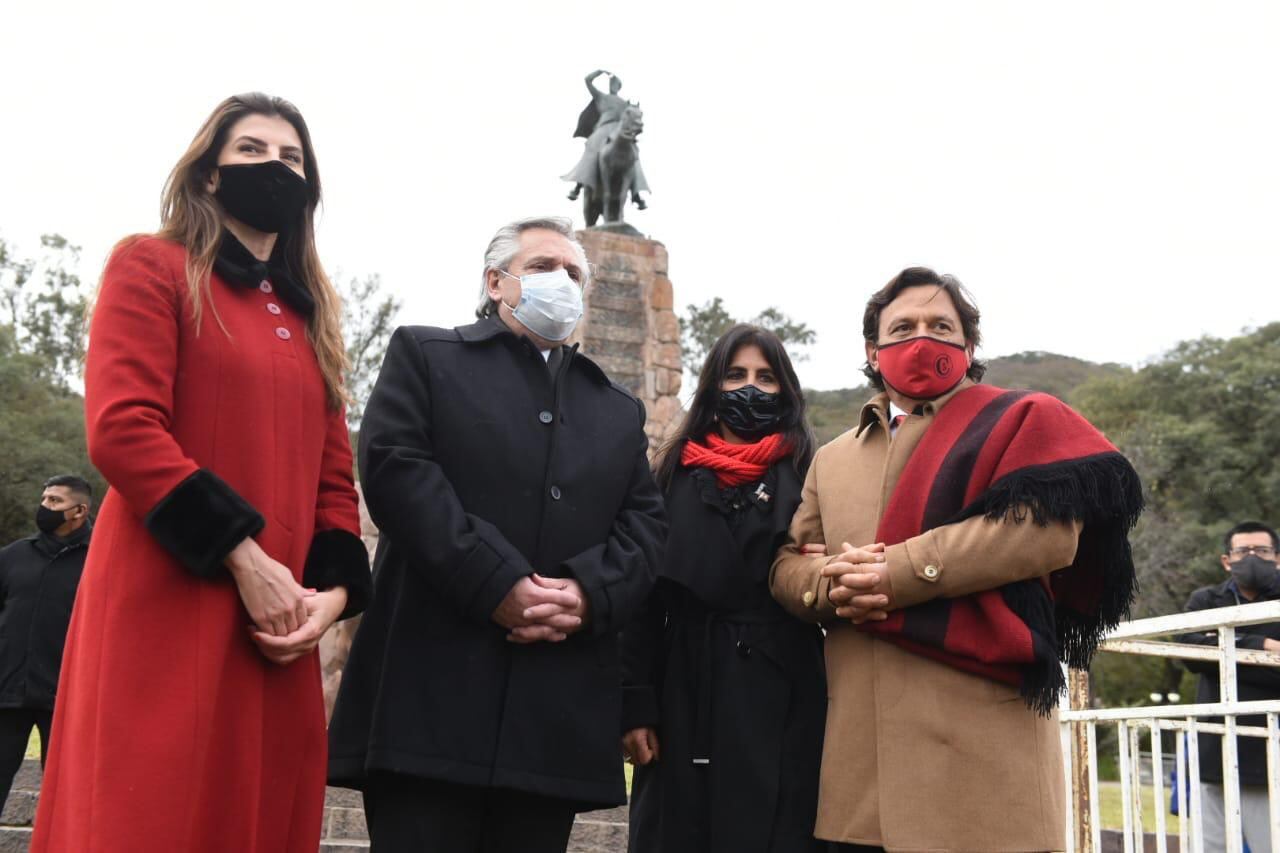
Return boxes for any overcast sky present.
[2,1,1276,390]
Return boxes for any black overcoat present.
[0,524,91,711]
[1178,576,1280,787]
[328,318,667,808]
[622,459,827,853]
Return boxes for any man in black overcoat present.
[1177,520,1280,853]
[0,475,93,806]
[328,215,667,852]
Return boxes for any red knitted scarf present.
[680,431,792,487]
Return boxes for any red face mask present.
[875,336,969,400]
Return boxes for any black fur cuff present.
[303,529,372,620]
[144,469,265,579]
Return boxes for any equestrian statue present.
[563,70,650,229]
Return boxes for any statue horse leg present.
[583,186,602,227]
[596,150,617,224]
[598,139,639,223]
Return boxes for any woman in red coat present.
[31,93,372,852]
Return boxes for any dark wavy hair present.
[654,324,815,491]
[861,266,987,390]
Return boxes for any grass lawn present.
[1097,780,1182,833]
[25,729,40,760]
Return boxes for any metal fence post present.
[1070,668,1093,852]
[1220,625,1243,853]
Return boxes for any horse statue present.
[562,70,650,229]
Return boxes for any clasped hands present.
[226,538,348,666]
[493,573,590,644]
[818,541,895,624]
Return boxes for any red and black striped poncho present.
[860,384,1144,713]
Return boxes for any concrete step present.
[323,786,362,809]
[9,764,39,796]
[0,771,631,852]
[323,805,368,842]
[317,795,629,852]
[0,826,30,853]
[0,792,36,827]
[567,811,628,853]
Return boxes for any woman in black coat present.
[622,324,828,853]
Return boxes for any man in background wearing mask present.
[0,475,93,806]
[328,216,667,853]
[1178,521,1280,853]
[771,267,1142,851]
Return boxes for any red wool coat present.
[32,235,364,853]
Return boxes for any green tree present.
[0,325,103,544]
[0,234,88,389]
[0,234,98,544]
[339,272,401,429]
[1072,323,1280,707]
[680,297,817,375]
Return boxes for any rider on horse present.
[563,70,649,211]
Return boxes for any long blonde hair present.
[154,92,348,410]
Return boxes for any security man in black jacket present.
[328,216,667,853]
[1178,520,1280,853]
[0,475,93,805]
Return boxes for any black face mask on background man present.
[716,385,787,442]
[215,160,309,234]
[1231,554,1280,596]
[35,504,77,536]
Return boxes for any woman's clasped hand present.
[225,537,347,664]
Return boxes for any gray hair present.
[475,216,592,318]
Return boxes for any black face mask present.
[214,161,309,234]
[716,385,786,441]
[36,505,74,535]
[1231,555,1280,596]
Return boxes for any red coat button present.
[259,281,273,294]
[266,303,282,315]
[275,327,292,341]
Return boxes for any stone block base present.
[574,229,683,454]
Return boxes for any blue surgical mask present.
[499,269,584,342]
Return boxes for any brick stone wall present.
[572,230,684,453]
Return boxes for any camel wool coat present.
[770,382,1080,853]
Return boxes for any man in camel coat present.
[772,267,1141,852]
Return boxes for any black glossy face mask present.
[716,385,786,441]
[214,160,309,234]
[1231,554,1280,595]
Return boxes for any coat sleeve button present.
[736,640,752,659]
[550,486,562,500]
[802,590,816,607]
[539,410,554,424]
[923,564,940,580]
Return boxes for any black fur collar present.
[213,231,314,317]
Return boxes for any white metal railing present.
[1060,599,1280,853]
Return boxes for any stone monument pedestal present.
[572,230,683,454]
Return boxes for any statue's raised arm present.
[585,69,609,99]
